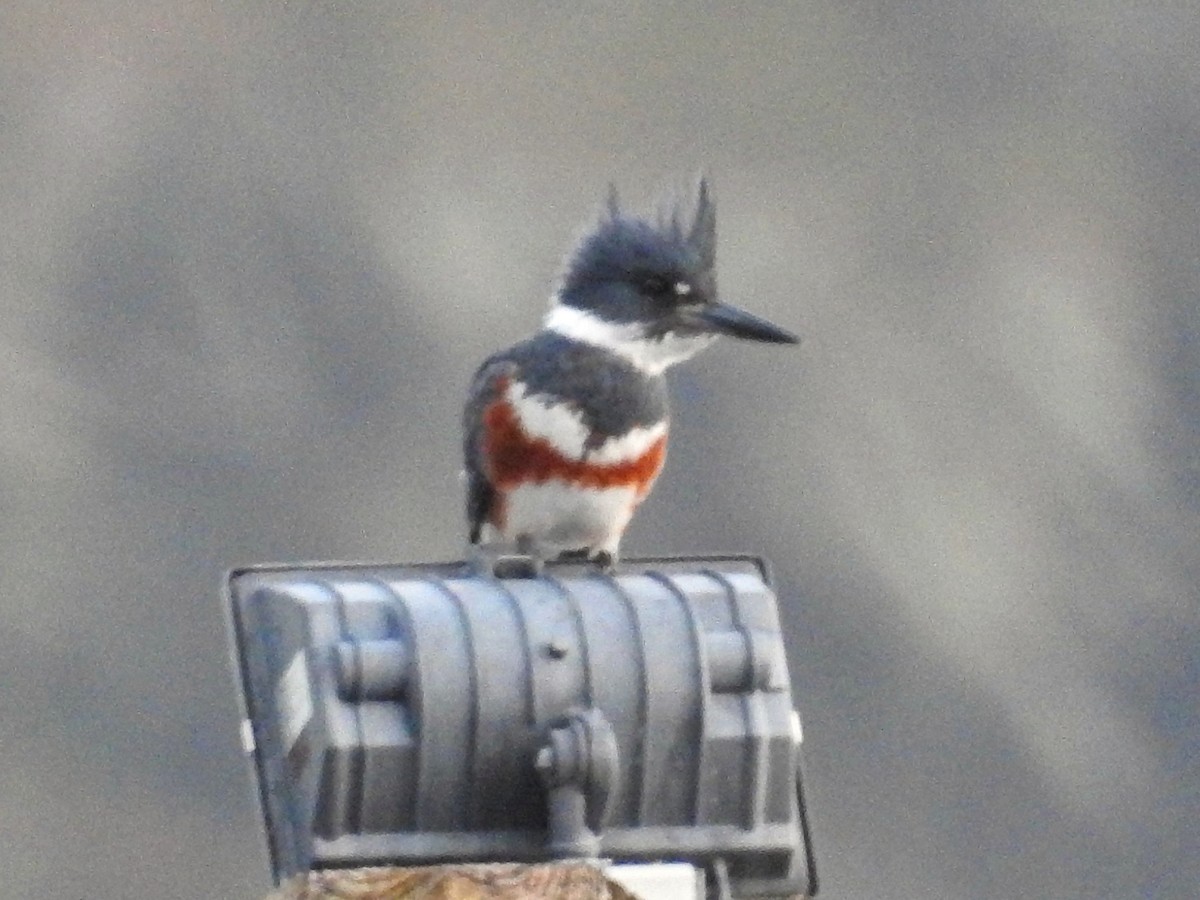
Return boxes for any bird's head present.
[544,178,798,374]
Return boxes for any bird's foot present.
[553,547,616,573]
[469,539,544,579]
[591,550,616,573]
[554,548,591,563]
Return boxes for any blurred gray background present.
[2,3,1197,898]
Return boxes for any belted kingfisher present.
[463,178,798,570]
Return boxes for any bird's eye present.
[641,276,696,302]
[641,275,671,297]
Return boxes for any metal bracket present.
[535,708,618,858]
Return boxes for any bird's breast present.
[482,376,667,496]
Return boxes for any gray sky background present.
[2,4,1197,898]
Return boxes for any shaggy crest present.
[559,178,717,299]
[658,176,716,271]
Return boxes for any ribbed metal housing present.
[228,556,816,898]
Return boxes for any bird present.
[462,178,798,572]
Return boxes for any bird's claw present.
[554,548,616,573]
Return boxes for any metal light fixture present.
[227,556,817,898]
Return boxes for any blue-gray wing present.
[462,355,518,544]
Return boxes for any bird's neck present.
[543,302,714,376]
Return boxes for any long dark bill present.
[696,302,800,344]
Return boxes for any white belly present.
[501,480,638,553]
